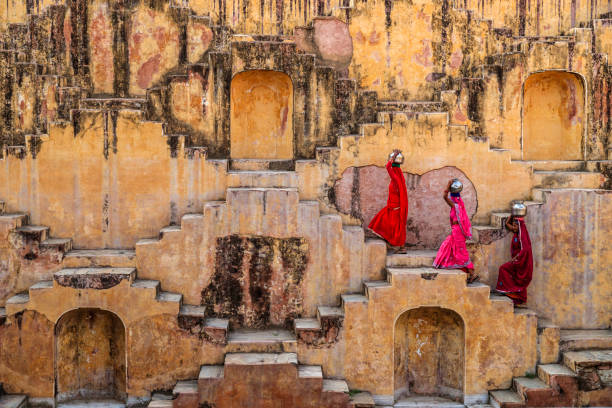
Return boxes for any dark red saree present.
[495,218,533,304]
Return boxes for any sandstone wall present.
[473,189,612,329]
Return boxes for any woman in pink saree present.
[433,179,479,283]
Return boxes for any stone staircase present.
[162,352,365,408]
[326,249,537,406]
[489,329,612,407]
[0,250,231,346]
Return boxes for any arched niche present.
[522,71,585,160]
[394,307,465,401]
[230,70,294,159]
[55,309,127,403]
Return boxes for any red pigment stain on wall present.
[137,55,161,90]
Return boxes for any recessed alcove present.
[55,309,126,403]
[394,307,465,401]
[230,70,294,159]
[522,71,585,160]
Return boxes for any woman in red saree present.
[495,215,533,305]
[368,149,409,253]
[433,179,478,283]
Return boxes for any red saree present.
[368,160,408,247]
[495,218,533,304]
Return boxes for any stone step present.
[559,329,612,352]
[321,378,349,393]
[350,391,375,407]
[63,249,136,268]
[340,293,368,308]
[7,293,30,305]
[385,250,437,268]
[563,349,612,372]
[489,294,515,313]
[226,170,298,188]
[226,328,296,353]
[148,401,172,408]
[229,159,295,171]
[199,365,224,380]
[386,267,466,285]
[0,214,28,230]
[13,225,49,241]
[533,171,604,189]
[490,212,511,228]
[131,279,160,296]
[156,291,182,304]
[172,380,198,408]
[489,390,524,408]
[53,267,136,289]
[363,280,392,297]
[294,317,320,332]
[537,364,577,385]
[0,395,28,408]
[471,225,503,244]
[513,160,587,171]
[532,187,607,202]
[513,376,551,399]
[297,365,322,380]
[224,352,298,367]
[40,238,72,252]
[317,306,343,321]
[393,396,464,408]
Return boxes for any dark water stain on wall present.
[201,235,308,329]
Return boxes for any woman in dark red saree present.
[495,205,533,305]
[368,149,408,253]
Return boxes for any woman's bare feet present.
[393,245,409,254]
[467,270,480,284]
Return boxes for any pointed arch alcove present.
[394,307,465,402]
[55,308,127,403]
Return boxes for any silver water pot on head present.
[449,179,463,193]
[388,151,404,164]
[511,201,527,217]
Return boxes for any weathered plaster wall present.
[473,189,612,329]
[456,0,612,36]
[0,111,227,248]
[136,190,387,312]
[202,235,308,328]
[303,113,533,225]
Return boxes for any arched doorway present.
[522,71,585,160]
[394,307,464,401]
[55,309,126,403]
[230,70,293,159]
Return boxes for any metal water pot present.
[511,201,527,217]
[449,179,463,193]
[388,152,404,164]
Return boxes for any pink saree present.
[433,195,473,270]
